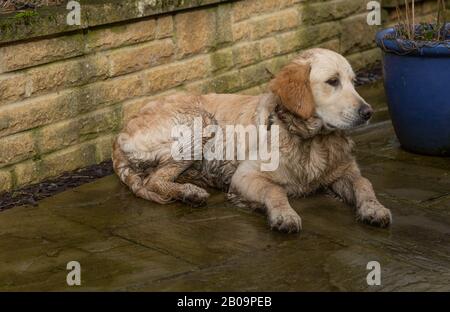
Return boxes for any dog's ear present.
[269,62,315,119]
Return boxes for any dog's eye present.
[326,78,339,87]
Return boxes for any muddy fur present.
[112,48,392,233]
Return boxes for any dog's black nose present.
[358,105,373,121]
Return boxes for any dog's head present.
[269,48,373,130]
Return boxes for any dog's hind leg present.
[113,138,209,206]
[144,162,210,207]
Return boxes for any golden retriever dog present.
[112,48,392,233]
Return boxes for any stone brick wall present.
[0,0,446,193]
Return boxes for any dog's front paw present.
[357,200,392,227]
[268,209,302,233]
[180,183,210,207]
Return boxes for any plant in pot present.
[376,0,450,156]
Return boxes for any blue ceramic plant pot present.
[376,26,450,156]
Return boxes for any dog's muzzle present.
[358,104,373,121]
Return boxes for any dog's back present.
[112,92,266,204]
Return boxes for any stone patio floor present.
[0,83,449,291]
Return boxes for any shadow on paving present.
[0,84,449,291]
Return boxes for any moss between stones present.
[0,0,233,45]
[14,10,39,20]
[0,5,75,44]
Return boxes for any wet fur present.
[112,48,392,232]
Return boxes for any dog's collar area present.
[272,100,300,125]
[323,123,337,130]
[270,103,336,139]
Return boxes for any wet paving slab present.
[0,87,449,291]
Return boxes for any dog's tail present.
[112,135,173,204]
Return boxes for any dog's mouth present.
[324,118,369,130]
[351,118,370,129]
